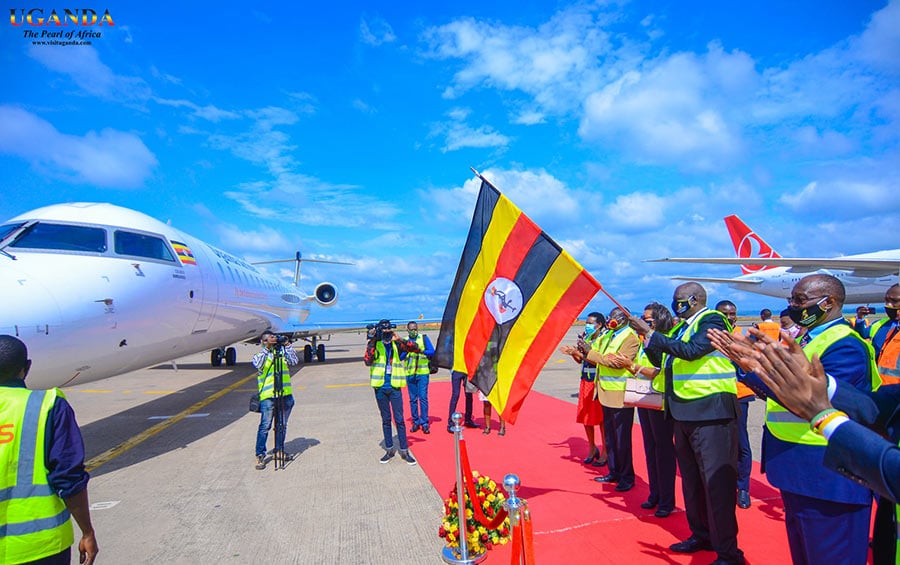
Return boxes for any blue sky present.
[2,1,899,323]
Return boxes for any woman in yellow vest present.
[617,302,678,518]
[559,312,607,466]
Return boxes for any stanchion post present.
[502,474,522,528]
[441,413,487,565]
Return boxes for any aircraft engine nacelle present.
[314,282,338,307]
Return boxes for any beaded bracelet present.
[809,408,838,431]
[812,410,848,435]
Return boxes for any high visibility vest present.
[370,341,407,388]
[404,335,431,377]
[598,327,637,391]
[766,323,880,446]
[872,318,900,385]
[0,387,74,564]
[257,351,293,401]
[663,310,738,400]
[580,332,604,382]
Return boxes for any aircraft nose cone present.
[0,262,62,336]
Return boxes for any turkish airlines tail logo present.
[724,215,781,274]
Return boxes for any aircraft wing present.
[671,275,764,284]
[649,257,900,275]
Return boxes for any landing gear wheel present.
[316,343,325,362]
[303,344,313,363]
[225,347,237,366]
[211,349,223,367]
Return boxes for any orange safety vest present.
[757,320,781,342]
[732,327,755,399]
[876,325,900,385]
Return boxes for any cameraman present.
[364,319,417,465]
[252,331,299,470]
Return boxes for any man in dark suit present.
[744,335,899,564]
[709,274,879,565]
[629,282,744,565]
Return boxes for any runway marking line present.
[84,372,257,473]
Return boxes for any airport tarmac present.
[65,327,766,564]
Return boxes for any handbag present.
[623,377,663,410]
[249,393,261,413]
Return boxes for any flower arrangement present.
[439,470,511,554]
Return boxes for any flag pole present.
[597,285,631,317]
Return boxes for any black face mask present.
[885,306,899,321]
[671,296,694,317]
[788,297,830,328]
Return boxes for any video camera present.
[367,319,396,342]
[276,334,290,346]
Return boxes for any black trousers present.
[674,418,742,563]
[638,407,676,511]
[602,405,635,486]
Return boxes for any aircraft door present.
[184,242,218,333]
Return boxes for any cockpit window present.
[0,223,25,241]
[8,222,107,253]
[114,230,176,262]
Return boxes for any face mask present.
[408,330,418,339]
[606,317,624,330]
[788,297,830,328]
[671,297,694,317]
[885,306,899,321]
[584,324,596,336]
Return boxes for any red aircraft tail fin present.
[724,215,781,275]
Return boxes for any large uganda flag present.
[434,176,600,425]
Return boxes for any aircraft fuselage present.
[0,203,323,389]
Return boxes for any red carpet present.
[409,382,792,564]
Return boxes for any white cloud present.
[360,16,396,46]
[154,98,240,122]
[215,224,294,253]
[27,45,149,100]
[441,123,510,152]
[0,105,157,188]
[423,6,613,112]
[579,44,755,170]
[779,179,892,216]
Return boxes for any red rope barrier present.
[508,507,535,565]
[457,438,510,530]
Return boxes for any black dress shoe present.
[423,426,431,434]
[737,489,751,509]
[593,474,618,483]
[669,537,713,554]
[410,423,420,433]
[464,420,479,428]
[614,482,634,492]
[640,499,658,509]
[654,508,672,518]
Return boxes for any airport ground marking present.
[84,372,257,473]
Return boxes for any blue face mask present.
[584,324,596,336]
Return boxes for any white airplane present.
[0,202,354,389]
[651,215,900,304]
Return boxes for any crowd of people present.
[3,273,897,564]
[560,275,899,565]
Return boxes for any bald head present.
[675,282,707,305]
[796,274,845,305]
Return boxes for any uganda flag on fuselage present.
[434,178,600,425]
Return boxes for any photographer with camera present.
[364,319,417,465]
[404,321,435,434]
[252,331,299,470]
